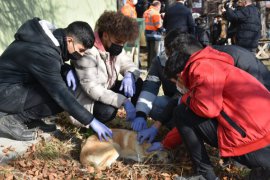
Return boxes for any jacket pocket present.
[221,110,246,138]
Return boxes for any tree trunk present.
[259,1,267,39]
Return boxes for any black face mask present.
[68,51,82,60]
[107,43,123,56]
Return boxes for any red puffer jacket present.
[179,46,270,157]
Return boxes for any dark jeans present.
[146,40,161,69]
[22,84,63,120]
[156,97,179,129]
[93,78,143,123]
[174,103,270,180]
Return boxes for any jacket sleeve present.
[152,14,162,29]
[162,127,182,149]
[187,12,195,35]
[74,49,127,108]
[28,51,94,125]
[136,57,162,116]
[181,62,225,118]
[119,52,140,80]
[225,8,246,22]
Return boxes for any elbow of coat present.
[204,108,220,118]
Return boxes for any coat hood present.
[180,46,234,83]
[14,17,60,51]
[188,46,234,66]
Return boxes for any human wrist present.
[152,121,161,130]
[125,71,135,79]
[86,117,96,128]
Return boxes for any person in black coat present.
[0,18,112,141]
[213,45,270,90]
[225,0,261,52]
[163,0,195,34]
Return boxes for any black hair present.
[65,21,94,49]
[164,52,190,80]
[164,29,203,56]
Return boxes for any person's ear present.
[66,36,74,44]
[102,32,109,41]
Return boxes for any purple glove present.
[147,142,164,152]
[89,118,113,141]
[137,125,158,144]
[132,117,147,132]
[123,99,136,121]
[66,69,77,91]
[119,72,135,97]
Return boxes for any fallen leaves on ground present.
[0,111,249,179]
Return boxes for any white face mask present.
[132,0,138,5]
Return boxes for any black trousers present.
[22,84,63,120]
[93,78,143,123]
[174,103,270,180]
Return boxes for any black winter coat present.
[225,4,261,50]
[213,45,270,90]
[163,2,195,34]
[0,18,94,125]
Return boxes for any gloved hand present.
[147,142,164,152]
[132,117,147,132]
[66,69,77,91]
[123,99,136,121]
[119,72,135,97]
[137,125,158,144]
[88,118,113,141]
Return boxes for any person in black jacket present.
[163,0,195,34]
[225,0,261,52]
[0,18,112,141]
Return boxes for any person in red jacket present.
[159,31,270,179]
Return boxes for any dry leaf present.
[4,173,13,180]
[59,159,67,165]
[48,174,54,180]
[18,161,26,167]
[87,166,95,173]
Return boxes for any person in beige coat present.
[69,11,142,128]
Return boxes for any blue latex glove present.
[123,99,136,121]
[137,125,158,144]
[131,117,147,132]
[147,142,163,152]
[66,69,77,91]
[89,118,113,141]
[119,72,135,97]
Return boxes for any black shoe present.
[0,114,37,141]
[25,119,56,132]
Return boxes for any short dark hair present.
[65,21,94,49]
[164,52,190,79]
[164,29,203,56]
[95,11,139,42]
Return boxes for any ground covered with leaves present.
[0,111,250,180]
